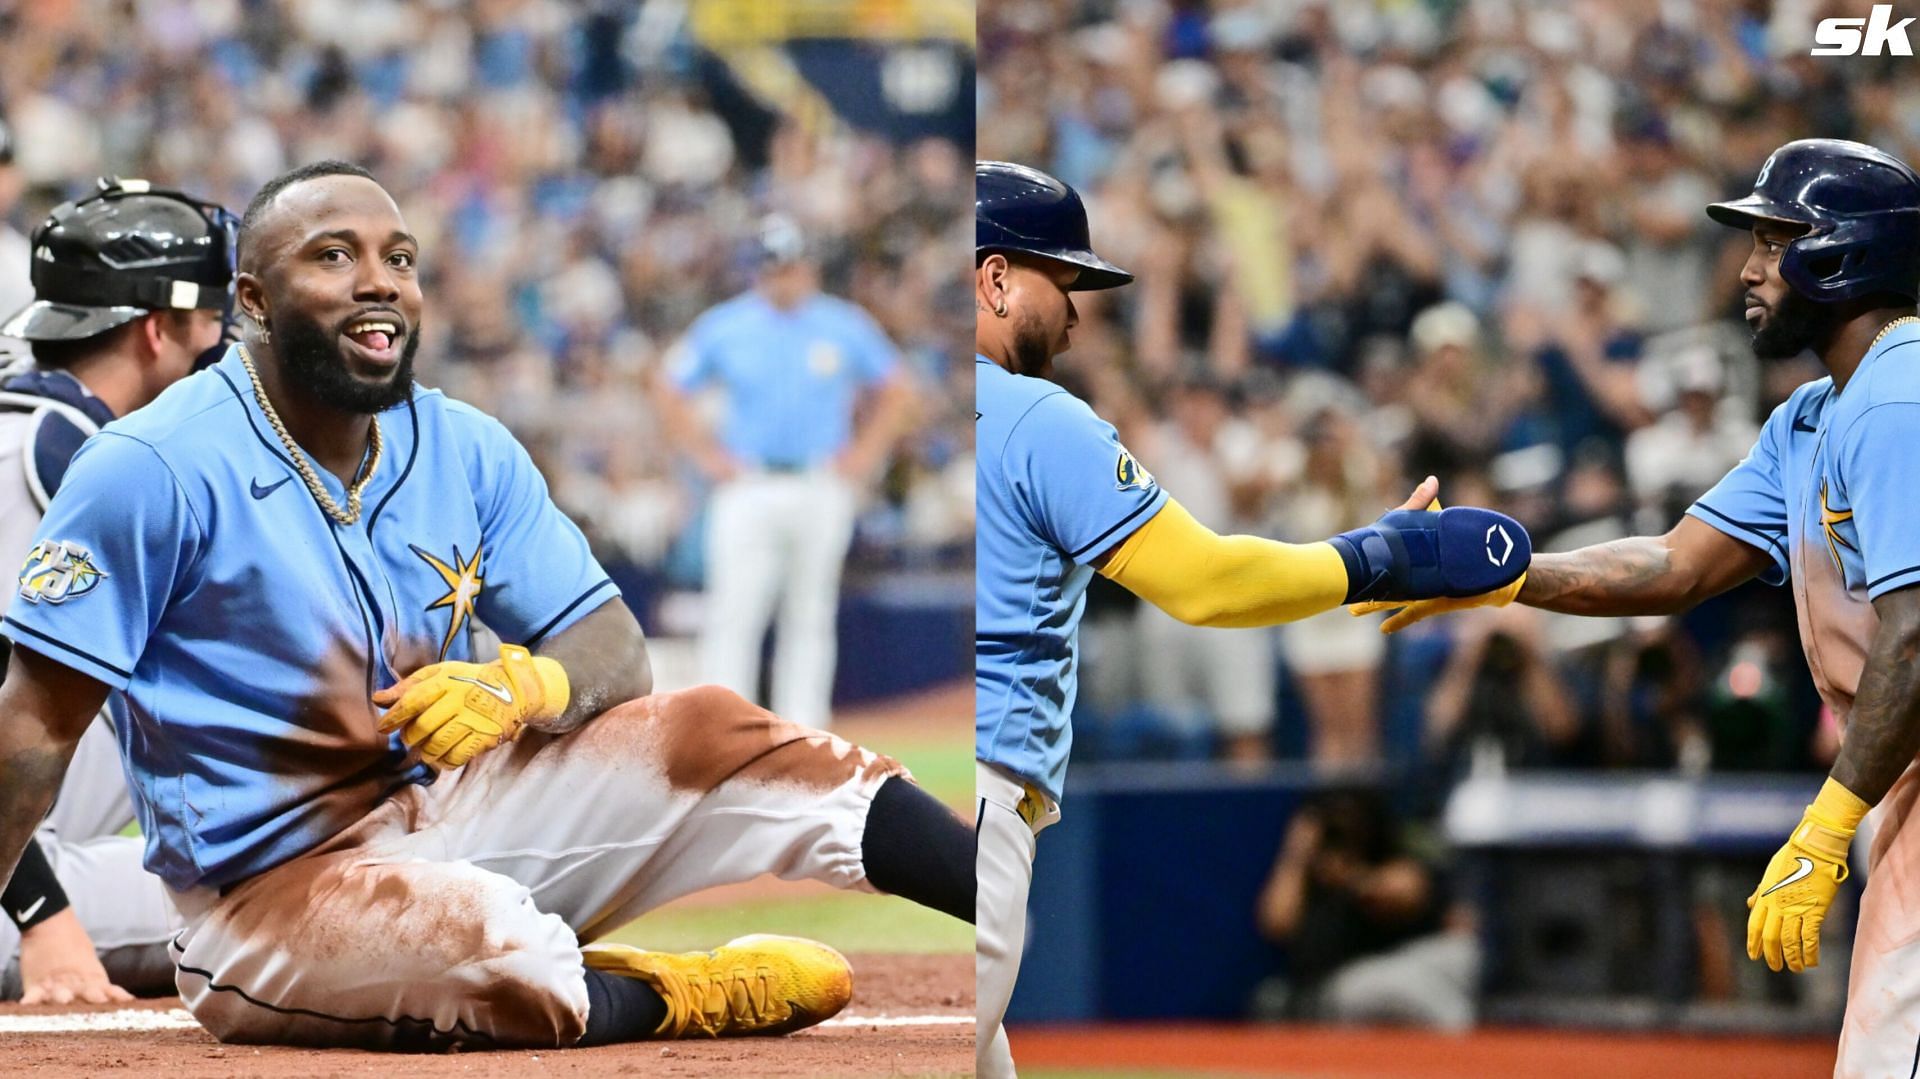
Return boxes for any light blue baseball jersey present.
[4,345,618,891]
[668,290,897,468]
[976,356,1167,802]
[1688,322,1920,720]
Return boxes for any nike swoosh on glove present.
[1329,505,1530,604]
[374,643,570,770]
[1746,777,1868,973]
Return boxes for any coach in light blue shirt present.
[657,215,915,730]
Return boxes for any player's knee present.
[588,683,749,733]
[661,684,767,729]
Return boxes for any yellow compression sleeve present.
[1096,499,1350,628]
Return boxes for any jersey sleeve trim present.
[1,615,134,687]
[1066,487,1169,561]
[1868,563,1920,597]
[1687,503,1788,560]
[523,578,620,648]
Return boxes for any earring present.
[994,301,1008,317]
[255,315,271,345]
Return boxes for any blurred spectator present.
[1426,605,1581,774]
[1252,788,1478,1031]
[1625,343,1760,526]
[1403,301,1529,478]
[0,118,29,356]
[1508,242,1652,468]
[1591,617,1708,771]
[1131,370,1278,761]
[1275,399,1390,766]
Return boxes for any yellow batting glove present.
[1347,495,1527,632]
[1746,777,1868,972]
[373,643,570,770]
[1349,575,1526,633]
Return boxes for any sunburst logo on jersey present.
[1819,480,1855,576]
[411,543,484,661]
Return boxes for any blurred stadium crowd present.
[978,0,1898,782]
[0,0,975,631]
[980,0,1898,1033]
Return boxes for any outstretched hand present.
[1391,475,1441,513]
[19,907,133,1005]
[1347,491,1529,631]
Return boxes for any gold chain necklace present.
[238,343,382,526]
[1871,315,1920,352]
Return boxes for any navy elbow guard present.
[1330,507,1530,604]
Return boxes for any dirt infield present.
[1013,1022,1835,1078]
[0,953,971,1079]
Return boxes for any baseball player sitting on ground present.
[1356,138,1920,1078]
[0,179,236,1005]
[973,160,1531,1079]
[0,160,972,1050]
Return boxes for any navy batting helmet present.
[1707,138,1920,303]
[2,178,237,342]
[976,161,1133,291]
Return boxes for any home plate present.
[0,1009,969,1034]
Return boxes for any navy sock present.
[578,968,670,1046]
[860,775,975,923]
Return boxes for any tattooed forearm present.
[1831,592,1920,805]
[0,646,106,886]
[0,745,76,888]
[1518,538,1688,616]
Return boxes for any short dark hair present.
[237,160,377,272]
[28,310,191,370]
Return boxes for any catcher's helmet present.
[1707,138,1920,303]
[976,161,1133,291]
[2,178,237,342]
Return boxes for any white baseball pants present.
[702,471,857,730]
[168,686,902,1049]
[976,760,1059,1079]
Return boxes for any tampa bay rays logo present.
[411,543,485,661]
[16,539,107,605]
[1115,449,1155,492]
[1819,480,1855,575]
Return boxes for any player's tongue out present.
[345,321,395,353]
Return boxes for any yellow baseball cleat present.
[582,934,853,1038]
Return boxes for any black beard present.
[272,308,419,413]
[1751,288,1834,360]
[1009,309,1055,379]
